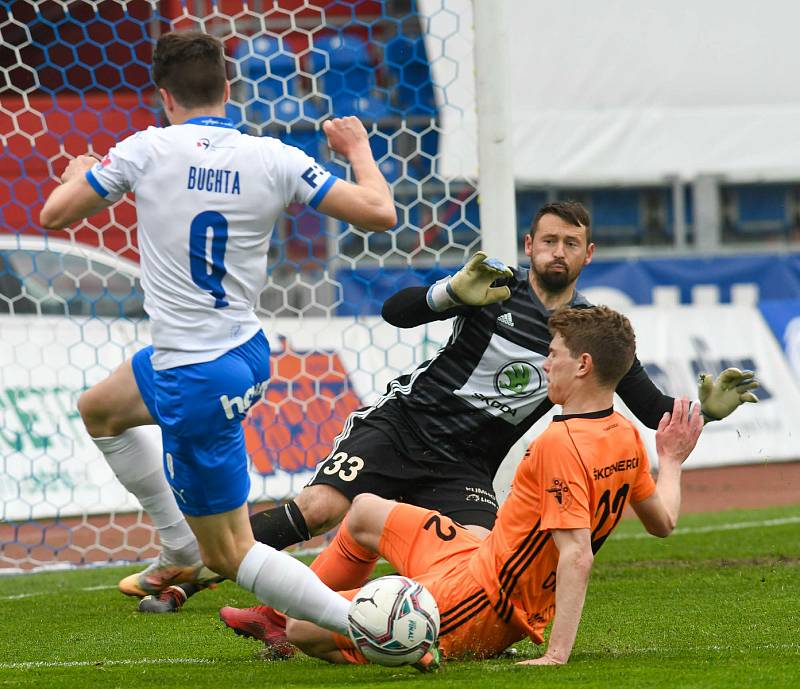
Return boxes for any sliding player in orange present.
[283,306,705,665]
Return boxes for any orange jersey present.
[468,408,656,642]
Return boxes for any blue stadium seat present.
[516,190,549,241]
[378,157,402,183]
[308,33,387,120]
[370,127,402,182]
[285,124,322,160]
[384,34,436,116]
[224,102,247,132]
[324,93,388,120]
[234,35,299,103]
[383,32,438,179]
[728,184,790,236]
[233,37,322,154]
[407,124,438,180]
[311,34,370,82]
[586,189,643,243]
[240,100,322,159]
[404,188,479,249]
[270,97,324,126]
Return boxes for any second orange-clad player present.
[284,305,705,667]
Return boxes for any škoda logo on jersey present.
[494,360,543,398]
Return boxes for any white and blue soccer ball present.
[347,575,440,666]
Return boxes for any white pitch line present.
[5,642,800,669]
[0,658,217,670]
[81,585,118,591]
[615,515,800,541]
[0,583,116,601]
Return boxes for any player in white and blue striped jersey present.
[40,31,396,637]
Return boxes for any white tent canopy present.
[421,0,800,185]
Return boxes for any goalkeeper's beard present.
[533,262,579,292]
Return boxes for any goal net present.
[0,0,482,570]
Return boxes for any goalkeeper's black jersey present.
[364,267,674,475]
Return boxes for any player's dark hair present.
[530,201,592,246]
[548,306,635,387]
[152,32,227,109]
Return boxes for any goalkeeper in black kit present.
[138,202,759,654]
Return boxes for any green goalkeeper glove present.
[698,368,759,422]
[426,251,513,312]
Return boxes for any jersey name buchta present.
[85,116,335,370]
[187,166,241,194]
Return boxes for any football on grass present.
[347,575,440,666]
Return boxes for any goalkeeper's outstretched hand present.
[449,251,513,306]
[426,251,513,312]
[697,367,759,421]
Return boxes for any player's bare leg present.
[345,493,396,551]
[295,484,353,534]
[465,524,490,539]
[188,503,351,633]
[78,358,152,438]
[185,506,259,581]
[217,485,354,642]
[78,358,208,596]
[175,484,352,615]
[285,618,345,663]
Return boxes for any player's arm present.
[40,155,113,229]
[631,398,704,537]
[382,251,513,327]
[613,357,675,429]
[314,117,396,232]
[381,286,475,327]
[518,527,593,666]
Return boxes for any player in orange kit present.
[283,305,705,666]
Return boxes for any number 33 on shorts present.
[322,452,365,482]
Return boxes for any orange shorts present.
[335,503,527,663]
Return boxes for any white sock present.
[93,428,200,565]
[236,542,350,635]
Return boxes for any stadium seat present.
[727,184,791,237]
[232,34,320,142]
[384,34,437,116]
[404,187,479,250]
[585,189,644,244]
[237,99,322,159]
[383,31,439,179]
[286,125,323,160]
[367,127,403,183]
[307,33,388,120]
[516,190,549,242]
[377,156,403,183]
[309,34,371,92]
[234,41,323,152]
[234,35,298,102]
[224,102,247,131]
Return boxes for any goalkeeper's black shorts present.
[306,409,499,530]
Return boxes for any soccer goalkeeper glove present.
[697,367,759,422]
[426,251,513,312]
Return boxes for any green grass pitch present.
[1,505,798,689]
